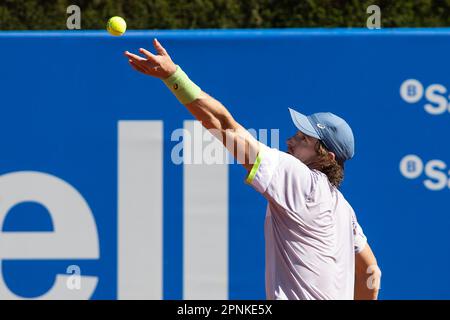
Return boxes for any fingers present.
[153,38,168,56]
[128,59,147,74]
[125,51,149,72]
[139,48,159,64]
[124,51,146,62]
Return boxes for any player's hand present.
[124,38,177,79]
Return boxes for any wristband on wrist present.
[162,66,201,104]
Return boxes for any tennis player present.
[124,39,381,300]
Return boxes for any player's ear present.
[327,152,336,161]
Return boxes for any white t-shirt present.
[246,144,367,300]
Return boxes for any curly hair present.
[308,141,345,188]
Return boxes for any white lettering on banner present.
[424,160,448,191]
[0,172,99,299]
[400,79,424,104]
[424,84,448,115]
[1,121,231,299]
[399,155,450,191]
[399,155,423,179]
[118,121,163,300]
[118,120,229,299]
[183,121,228,300]
[400,79,450,115]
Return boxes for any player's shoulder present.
[260,145,311,172]
[335,188,355,213]
[276,148,312,170]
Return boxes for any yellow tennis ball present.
[107,16,127,36]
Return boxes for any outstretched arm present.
[354,243,381,300]
[124,38,259,171]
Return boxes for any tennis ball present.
[107,16,127,36]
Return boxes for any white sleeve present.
[245,143,314,212]
[351,211,368,254]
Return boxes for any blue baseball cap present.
[288,107,355,162]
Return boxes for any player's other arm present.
[354,243,381,300]
[124,39,259,171]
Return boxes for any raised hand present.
[124,38,177,79]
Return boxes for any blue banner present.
[0,29,449,299]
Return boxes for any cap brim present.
[288,108,320,139]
